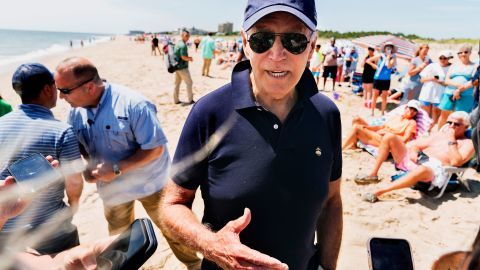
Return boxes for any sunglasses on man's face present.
[447,120,463,127]
[439,57,448,60]
[247,32,310,55]
[457,51,469,56]
[57,77,95,94]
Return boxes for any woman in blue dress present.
[437,44,478,128]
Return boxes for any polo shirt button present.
[257,108,262,111]
[273,124,279,129]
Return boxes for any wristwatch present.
[112,163,122,176]
[447,141,458,145]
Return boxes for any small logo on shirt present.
[315,147,322,156]
[117,116,128,120]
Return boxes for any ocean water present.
[0,29,111,72]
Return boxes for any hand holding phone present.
[367,237,414,270]
[97,218,157,270]
[7,153,62,194]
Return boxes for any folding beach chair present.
[391,128,475,199]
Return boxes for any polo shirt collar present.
[231,60,318,110]
[18,104,54,119]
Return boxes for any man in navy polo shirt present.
[160,1,343,269]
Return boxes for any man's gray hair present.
[450,111,471,126]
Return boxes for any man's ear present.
[43,83,55,98]
[241,30,250,60]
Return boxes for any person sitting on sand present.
[342,100,420,150]
[360,111,474,201]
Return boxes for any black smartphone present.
[7,153,62,193]
[367,237,414,270]
[97,218,158,270]
[434,75,440,79]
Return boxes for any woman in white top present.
[419,50,453,130]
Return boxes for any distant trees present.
[317,30,432,41]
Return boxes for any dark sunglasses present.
[447,120,463,127]
[247,32,310,55]
[457,51,469,55]
[439,57,448,60]
[57,77,95,94]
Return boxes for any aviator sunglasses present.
[247,32,310,55]
[57,76,95,94]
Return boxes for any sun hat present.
[407,100,421,111]
[381,41,397,53]
[12,63,54,96]
[438,50,453,59]
[243,0,317,32]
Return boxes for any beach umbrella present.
[352,35,417,60]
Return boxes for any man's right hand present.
[203,208,289,270]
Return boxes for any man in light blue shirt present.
[200,32,216,77]
[54,57,201,270]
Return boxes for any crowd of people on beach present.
[0,0,480,269]
[324,41,480,202]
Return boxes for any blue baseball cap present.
[243,0,317,32]
[12,63,54,95]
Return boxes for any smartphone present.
[367,237,414,270]
[434,75,440,79]
[7,153,62,193]
[97,218,158,270]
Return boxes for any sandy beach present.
[1,36,479,270]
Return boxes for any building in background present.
[177,27,209,35]
[218,22,233,34]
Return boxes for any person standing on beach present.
[54,57,202,270]
[309,42,323,85]
[0,63,84,254]
[361,47,376,108]
[151,34,161,56]
[367,42,397,116]
[322,37,338,91]
[160,0,343,269]
[193,36,201,53]
[402,44,431,103]
[173,30,194,105]
[200,32,216,77]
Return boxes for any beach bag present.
[165,42,178,73]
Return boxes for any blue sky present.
[0,0,479,39]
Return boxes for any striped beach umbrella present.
[352,35,417,60]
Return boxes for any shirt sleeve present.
[130,102,167,150]
[58,127,83,175]
[171,105,209,190]
[58,127,81,162]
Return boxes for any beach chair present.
[356,104,432,157]
[391,128,474,199]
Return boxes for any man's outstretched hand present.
[203,208,289,270]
